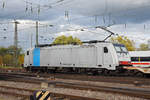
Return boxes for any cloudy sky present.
[0,0,150,51]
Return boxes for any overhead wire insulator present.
[3,28,6,31]
[2,1,5,8]
[65,11,69,20]
[95,15,97,24]
[31,3,33,13]
[49,25,53,27]
[103,16,105,24]
[25,6,28,12]
[38,5,40,15]
[65,11,67,18]
[25,2,28,12]
[3,36,7,39]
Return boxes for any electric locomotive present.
[24,41,132,74]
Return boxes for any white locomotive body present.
[24,41,131,73]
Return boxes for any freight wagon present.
[24,41,131,74]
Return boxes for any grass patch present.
[0,66,22,69]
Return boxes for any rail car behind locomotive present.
[24,41,131,73]
[128,51,150,74]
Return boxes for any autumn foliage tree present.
[0,56,3,65]
[110,36,135,51]
[18,54,24,66]
[3,54,13,66]
[138,43,149,51]
[0,46,24,67]
[53,35,82,45]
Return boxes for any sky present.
[0,0,150,51]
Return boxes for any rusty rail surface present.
[1,72,150,85]
[52,93,100,100]
[0,86,33,100]
[0,85,101,100]
[0,72,150,99]
[54,82,150,99]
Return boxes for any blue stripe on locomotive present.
[33,48,40,67]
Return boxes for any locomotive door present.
[103,46,113,68]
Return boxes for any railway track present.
[0,85,33,100]
[0,85,100,100]
[0,83,147,100]
[1,72,150,86]
[54,82,150,99]
[0,72,150,99]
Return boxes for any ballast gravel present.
[0,80,148,100]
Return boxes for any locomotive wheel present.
[103,69,110,76]
[77,69,81,73]
[92,71,99,75]
[135,72,144,77]
[126,70,135,76]
[26,67,32,72]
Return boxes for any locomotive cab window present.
[104,47,108,53]
[27,51,29,55]
[113,44,128,53]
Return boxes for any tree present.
[53,35,82,45]
[0,56,3,66]
[3,54,13,66]
[138,43,149,51]
[110,36,135,51]
[0,46,23,67]
[0,47,8,56]
[18,54,24,66]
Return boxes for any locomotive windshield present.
[113,44,128,53]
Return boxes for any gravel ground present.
[0,94,26,100]
[53,78,150,89]
[0,80,148,100]
[0,81,40,89]
[46,87,147,100]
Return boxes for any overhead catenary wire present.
[0,0,125,28]
[1,0,150,22]
[108,3,150,22]
[22,0,70,11]
[0,0,149,38]
[0,19,147,41]
[0,1,149,51]
[0,0,74,21]
[15,0,75,21]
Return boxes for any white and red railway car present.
[129,51,150,67]
[128,51,150,74]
